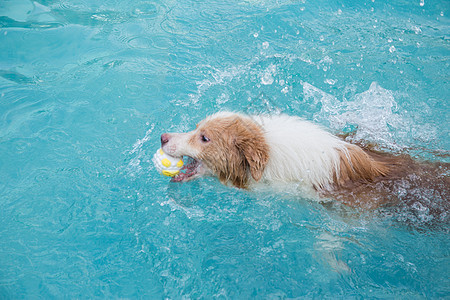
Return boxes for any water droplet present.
[325,79,337,85]
[412,26,422,34]
[261,73,274,85]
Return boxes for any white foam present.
[305,81,427,152]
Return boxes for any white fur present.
[205,112,350,190]
[253,114,348,189]
[164,112,359,192]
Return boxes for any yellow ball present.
[176,159,184,168]
[161,158,172,168]
[153,148,184,178]
[162,170,180,177]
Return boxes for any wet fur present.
[162,112,449,210]
[193,116,269,188]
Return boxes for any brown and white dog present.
[160,112,449,209]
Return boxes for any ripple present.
[123,34,173,51]
[1,1,449,298]
[11,138,31,153]
[160,16,193,35]
[127,36,153,49]
[150,35,173,50]
[34,168,51,183]
[124,81,145,98]
[37,127,70,143]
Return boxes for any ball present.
[152,148,184,177]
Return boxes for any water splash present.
[189,64,250,105]
[307,81,418,152]
[125,124,155,177]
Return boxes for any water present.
[1,0,449,298]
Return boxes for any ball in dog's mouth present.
[170,157,203,182]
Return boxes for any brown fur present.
[335,144,390,186]
[192,116,269,188]
[188,115,449,214]
[168,114,448,218]
[325,147,450,211]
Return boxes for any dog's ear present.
[234,119,269,182]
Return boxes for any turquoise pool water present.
[1,0,449,298]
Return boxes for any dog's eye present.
[201,135,210,143]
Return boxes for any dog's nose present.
[161,133,170,146]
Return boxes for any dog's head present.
[160,112,269,188]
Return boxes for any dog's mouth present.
[171,157,204,183]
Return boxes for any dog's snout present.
[161,133,170,146]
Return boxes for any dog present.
[160,112,449,211]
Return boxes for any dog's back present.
[254,114,449,217]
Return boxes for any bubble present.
[262,41,270,49]
[324,79,336,85]
[261,73,274,85]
